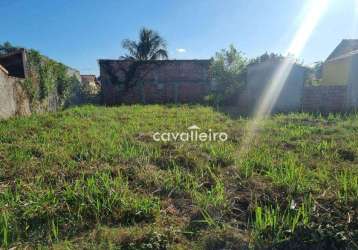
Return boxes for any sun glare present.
[353,0,358,36]
[239,0,330,156]
[287,0,330,57]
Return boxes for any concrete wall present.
[0,66,30,120]
[16,50,80,113]
[322,57,352,85]
[0,67,16,119]
[347,55,358,108]
[295,53,358,113]
[66,67,81,82]
[319,53,358,109]
[302,85,348,113]
[243,60,307,114]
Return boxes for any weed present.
[0,105,357,248]
[251,197,313,246]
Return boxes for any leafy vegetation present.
[24,49,80,110]
[121,27,168,61]
[306,61,324,86]
[100,27,169,101]
[0,105,357,249]
[0,42,84,111]
[248,52,284,66]
[208,45,247,107]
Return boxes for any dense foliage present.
[248,52,285,66]
[306,61,324,86]
[101,28,169,100]
[208,45,247,107]
[121,27,168,60]
[23,50,80,109]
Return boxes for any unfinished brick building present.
[98,59,211,105]
[0,49,81,119]
[0,50,30,119]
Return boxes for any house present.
[322,39,358,85]
[80,74,101,95]
[302,39,358,112]
[0,49,81,81]
[321,39,358,107]
[0,49,81,119]
[98,59,211,105]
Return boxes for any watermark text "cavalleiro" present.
[152,125,228,142]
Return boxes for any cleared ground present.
[0,105,357,249]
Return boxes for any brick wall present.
[302,85,348,113]
[99,59,357,113]
[99,60,211,105]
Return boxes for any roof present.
[81,75,100,86]
[81,74,97,81]
[326,50,358,62]
[326,39,358,61]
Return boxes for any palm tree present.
[121,28,168,60]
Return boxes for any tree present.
[248,52,284,66]
[209,45,247,107]
[0,41,19,55]
[103,28,169,103]
[305,61,323,86]
[313,61,323,79]
[121,27,168,60]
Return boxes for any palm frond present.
[150,49,168,60]
[121,39,139,58]
[121,27,168,61]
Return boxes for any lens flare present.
[239,0,330,156]
[353,0,358,37]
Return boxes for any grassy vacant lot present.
[0,105,357,249]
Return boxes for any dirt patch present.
[227,175,289,224]
[337,149,355,162]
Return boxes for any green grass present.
[252,197,312,246]
[0,105,357,249]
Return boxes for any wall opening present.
[0,50,26,78]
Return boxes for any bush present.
[209,45,247,107]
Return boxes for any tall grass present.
[252,196,313,246]
[0,106,357,248]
